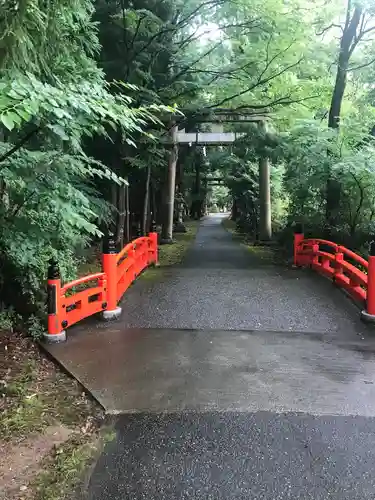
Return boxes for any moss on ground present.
[243,243,275,263]
[158,220,200,266]
[0,347,102,442]
[141,219,200,280]
[221,217,237,234]
[0,331,105,499]
[78,220,200,283]
[221,216,284,265]
[32,425,115,500]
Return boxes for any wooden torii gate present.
[162,109,271,243]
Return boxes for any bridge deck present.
[105,215,371,337]
[45,214,375,499]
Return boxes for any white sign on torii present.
[177,129,246,145]
[175,111,268,145]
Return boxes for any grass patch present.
[221,217,237,235]
[33,434,96,500]
[221,217,245,242]
[158,220,200,266]
[0,352,101,442]
[0,331,104,499]
[141,219,200,280]
[32,426,115,500]
[78,221,200,283]
[221,216,285,265]
[0,393,46,441]
[242,243,275,263]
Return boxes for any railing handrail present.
[300,238,338,251]
[117,236,149,263]
[299,238,368,269]
[61,272,106,294]
[338,245,368,269]
[46,232,158,341]
[294,231,375,322]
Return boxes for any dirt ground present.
[0,331,106,500]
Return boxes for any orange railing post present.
[149,231,158,265]
[45,232,161,339]
[362,240,375,322]
[128,244,136,282]
[45,259,66,343]
[333,249,344,284]
[293,223,304,268]
[102,233,122,320]
[311,243,319,266]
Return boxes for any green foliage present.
[0,307,18,332]
[275,118,375,244]
[0,74,162,141]
[276,120,336,225]
[0,0,101,81]
[0,0,171,328]
[188,0,375,248]
[208,185,230,211]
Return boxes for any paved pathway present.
[46,214,375,499]
[114,214,372,337]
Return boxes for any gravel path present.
[118,213,371,340]
[90,412,375,500]
[47,214,375,499]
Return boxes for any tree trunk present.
[231,197,239,220]
[326,5,362,226]
[161,123,178,243]
[326,55,347,225]
[142,164,151,235]
[328,55,349,130]
[111,183,118,235]
[191,152,201,219]
[258,121,272,241]
[117,184,126,248]
[151,178,157,226]
[125,184,130,243]
[202,179,208,216]
[174,153,187,232]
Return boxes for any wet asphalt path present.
[90,412,375,500]
[113,214,371,338]
[82,214,375,499]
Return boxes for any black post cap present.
[103,232,118,254]
[48,258,60,280]
[370,240,375,256]
[294,222,304,234]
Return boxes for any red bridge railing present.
[46,232,158,342]
[293,230,375,322]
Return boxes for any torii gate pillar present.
[161,122,178,243]
[258,120,272,241]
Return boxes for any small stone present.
[20,485,27,491]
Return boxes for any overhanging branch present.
[0,127,39,164]
[231,94,321,111]
[349,55,375,71]
[208,56,304,108]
